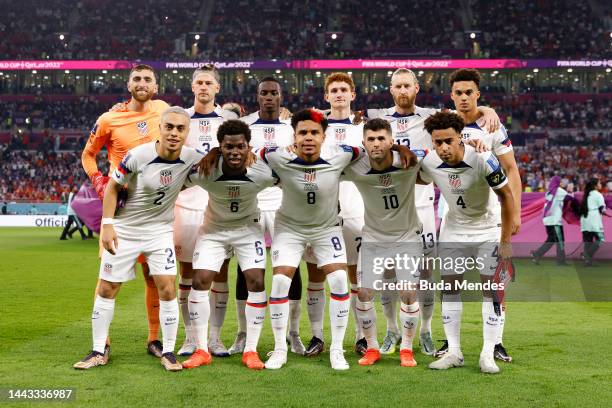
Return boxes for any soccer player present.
[74,107,204,371]
[263,109,414,370]
[230,77,305,355]
[181,120,276,370]
[173,65,238,357]
[447,68,520,362]
[343,118,423,367]
[81,64,170,358]
[366,68,501,356]
[418,112,514,374]
[303,72,367,357]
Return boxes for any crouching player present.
[181,120,277,370]
[343,119,423,367]
[74,107,204,371]
[418,112,514,374]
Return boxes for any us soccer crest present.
[199,119,211,135]
[228,186,240,198]
[160,169,173,185]
[396,118,410,133]
[304,169,316,182]
[103,263,113,273]
[136,121,148,136]
[448,174,461,189]
[334,128,346,142]
[378,174,392,187]
[263,127,275,141]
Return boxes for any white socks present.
[399,302,419,350]
[441,293,462,354]
[356,299,379,350]
[92,295,115,353]
[178,278,192,342]
[327,270,349,351]
[209,281,228,341]
[235,299,247,333]
[497,304,506,344]
[307,281,326,339]
[381,281,399,335]
[482,298,500,356]
[188,289,210,351]
[417,281,434,335]
[269,274,292,351]
[245,291,267,352]
[350,283,363,340]
[289,299,301,334]
[159,299,179,354]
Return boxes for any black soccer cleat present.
[494,343,513,362]
[147,340,163,358]
[304,336,325,357]
[354,338,368,356]
[434,340,449,358]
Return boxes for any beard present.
[394,94,416,110]
[130,88,153,102]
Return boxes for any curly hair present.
[449,69,481,89]
[217,119,251,144]
[423,111,465,135]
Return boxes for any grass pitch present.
[1,228,611,407]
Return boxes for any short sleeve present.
[112,151,137,185]
[493,126,513,156]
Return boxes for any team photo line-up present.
[73,63,521,374]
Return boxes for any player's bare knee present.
[243,269,265,292]
[192,269,215,290]
[97,280,121,299]
[153,276,176,301]
[357,287,374,302]
[320,263,347,275]
[306,262,325,282]
[400,290,417,304]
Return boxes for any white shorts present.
[99,231,177,283]
[272,224,347,268]
[193,222,265,272]
[173,206,205,263]
[438,224,501,276]
[259,210,276,238]
[417,205,436,255]
[342,216,364,266]
[357,230,423,287]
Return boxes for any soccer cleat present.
[73,350,108,370]
[419,332,436,356]
[208,338,230,357]
[479,353,500,374]
[242,351,265,370]
[494,343,513,363]
[434,340,449,358]
[354,338,368,356]
[287,331,306,355]
[161,352,183,371]
[400,349,417,367]
[177,339,196,356]
[358,348,381,366]
[228,332,246,355]
[182,349,212,369]
[380,331,401,355]
[330,349,349,371]
[304,336,325,357]
[265,349,287,370]
[147,340,163,358]
[429,351,464,370]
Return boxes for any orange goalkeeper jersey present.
[82,99,170,177]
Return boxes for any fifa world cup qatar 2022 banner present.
[0,59,611,71]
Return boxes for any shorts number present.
[396,138,410,147]
[331,236,342,251]
[255,240,264,257]
[383,194,399,209]
[165,248,175,268]
[230,201,239,212]
[201,142,210,153]
[355,236,362,253]
[307,191,316,204]
[153,191,165,205]
[421,232,435,249]
[456,195,466,209]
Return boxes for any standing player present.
[418,112,514,374]
[81,64,169,358]
[366,68,501,356]
[181,120,276,370]
[228,77,305,355]
[74,107,204,371]
[447,68,520,362]
[303,72,367,357]
[343,119,424,367]
[173,65,238,357]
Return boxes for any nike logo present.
[254,321,263,325]
[165,265,175,270]
[333,254,343,258]
[255,259,265,263]
[363,324,373,330]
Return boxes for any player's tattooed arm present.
[494,184,515,258]
[101,179,122,255]
[477,106,501,133]
[391,144,418,168]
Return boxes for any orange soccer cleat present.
[358,349,381,366]
[400,349,417,367]
[182,349,212,369]
[242,351,265,370]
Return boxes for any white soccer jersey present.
[419,145,508,231]
[366,105,436,208]
[112,142,204,238]
[242,112,294,211]
[175,106,238,210]
[343,151,422,239]
[186,159,278,230]
[461,118,513,157]
[260,144,364,234]
[324,116,365,219]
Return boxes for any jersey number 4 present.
[456,195,467,209]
